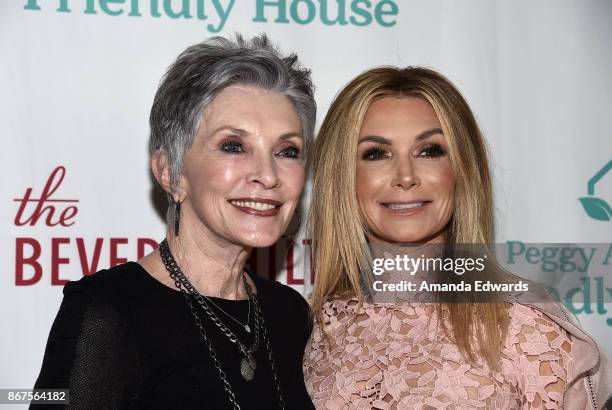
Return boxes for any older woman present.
[33,35,316,409]
[303,67,612,409]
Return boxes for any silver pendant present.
[240,355,256,381]
[244,325,251,333]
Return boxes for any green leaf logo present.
[579,197,612,221]
[579,160,611,221]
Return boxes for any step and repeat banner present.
[1,0,611,399]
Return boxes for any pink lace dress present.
[303,300,582,409]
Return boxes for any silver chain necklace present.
[205,292,252,333]
[158,239,285,409]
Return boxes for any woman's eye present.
[220,140,243,153]
[277,146,301,159]
[362,147,389,161]
[417,144,446,158]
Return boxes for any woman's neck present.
[164,221,252,300]
[368,237,447,287]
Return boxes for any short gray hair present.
[149,33,316,190]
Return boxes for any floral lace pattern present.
[303,301,574,409]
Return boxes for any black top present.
[32,262,315,410]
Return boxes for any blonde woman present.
[303,67,612,409]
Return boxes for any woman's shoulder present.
[505,302,591,348]
[507,302,569,330]
[44,263,153,367]
[250,273,308,306]
[504,302,589,360]
[504,302,612,408]
[315,296,412,318]
[63,261,150,297]
[504,303,574,365]
[33,263,145,399]
[56,262,154,324]
[250,274,312,332]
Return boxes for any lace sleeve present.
[32,279,141,409]
[503,304,575,409]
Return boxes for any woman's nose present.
[390,158,420,189]
[247,153,280,189]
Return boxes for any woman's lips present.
[228,198,282,217]
[379,201,431,216]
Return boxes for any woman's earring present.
[282,211,302,239]
[174,199,181,236]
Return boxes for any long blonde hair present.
[309,66,508,369]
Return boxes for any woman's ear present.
[151,150,172,195]
[152,151,187,203]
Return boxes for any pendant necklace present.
[204,293,252,333]
[159,239,260,381]
[159,238,285,409]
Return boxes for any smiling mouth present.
[382,201,430,210]
[229,200,279,211]
[228,199,282,216]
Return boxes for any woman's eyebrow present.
[358,127,443,145]
[208,127,303,141]
[358,135,392,145]
[209,125,248,136]
[415,127,443,141]
[279,132,303,141]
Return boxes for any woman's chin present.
[234,230,284,248]
[372,230,441,245]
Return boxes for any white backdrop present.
[1,0,611,405]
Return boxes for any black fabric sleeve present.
[31,278,142,409]
[279,286,315,409]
